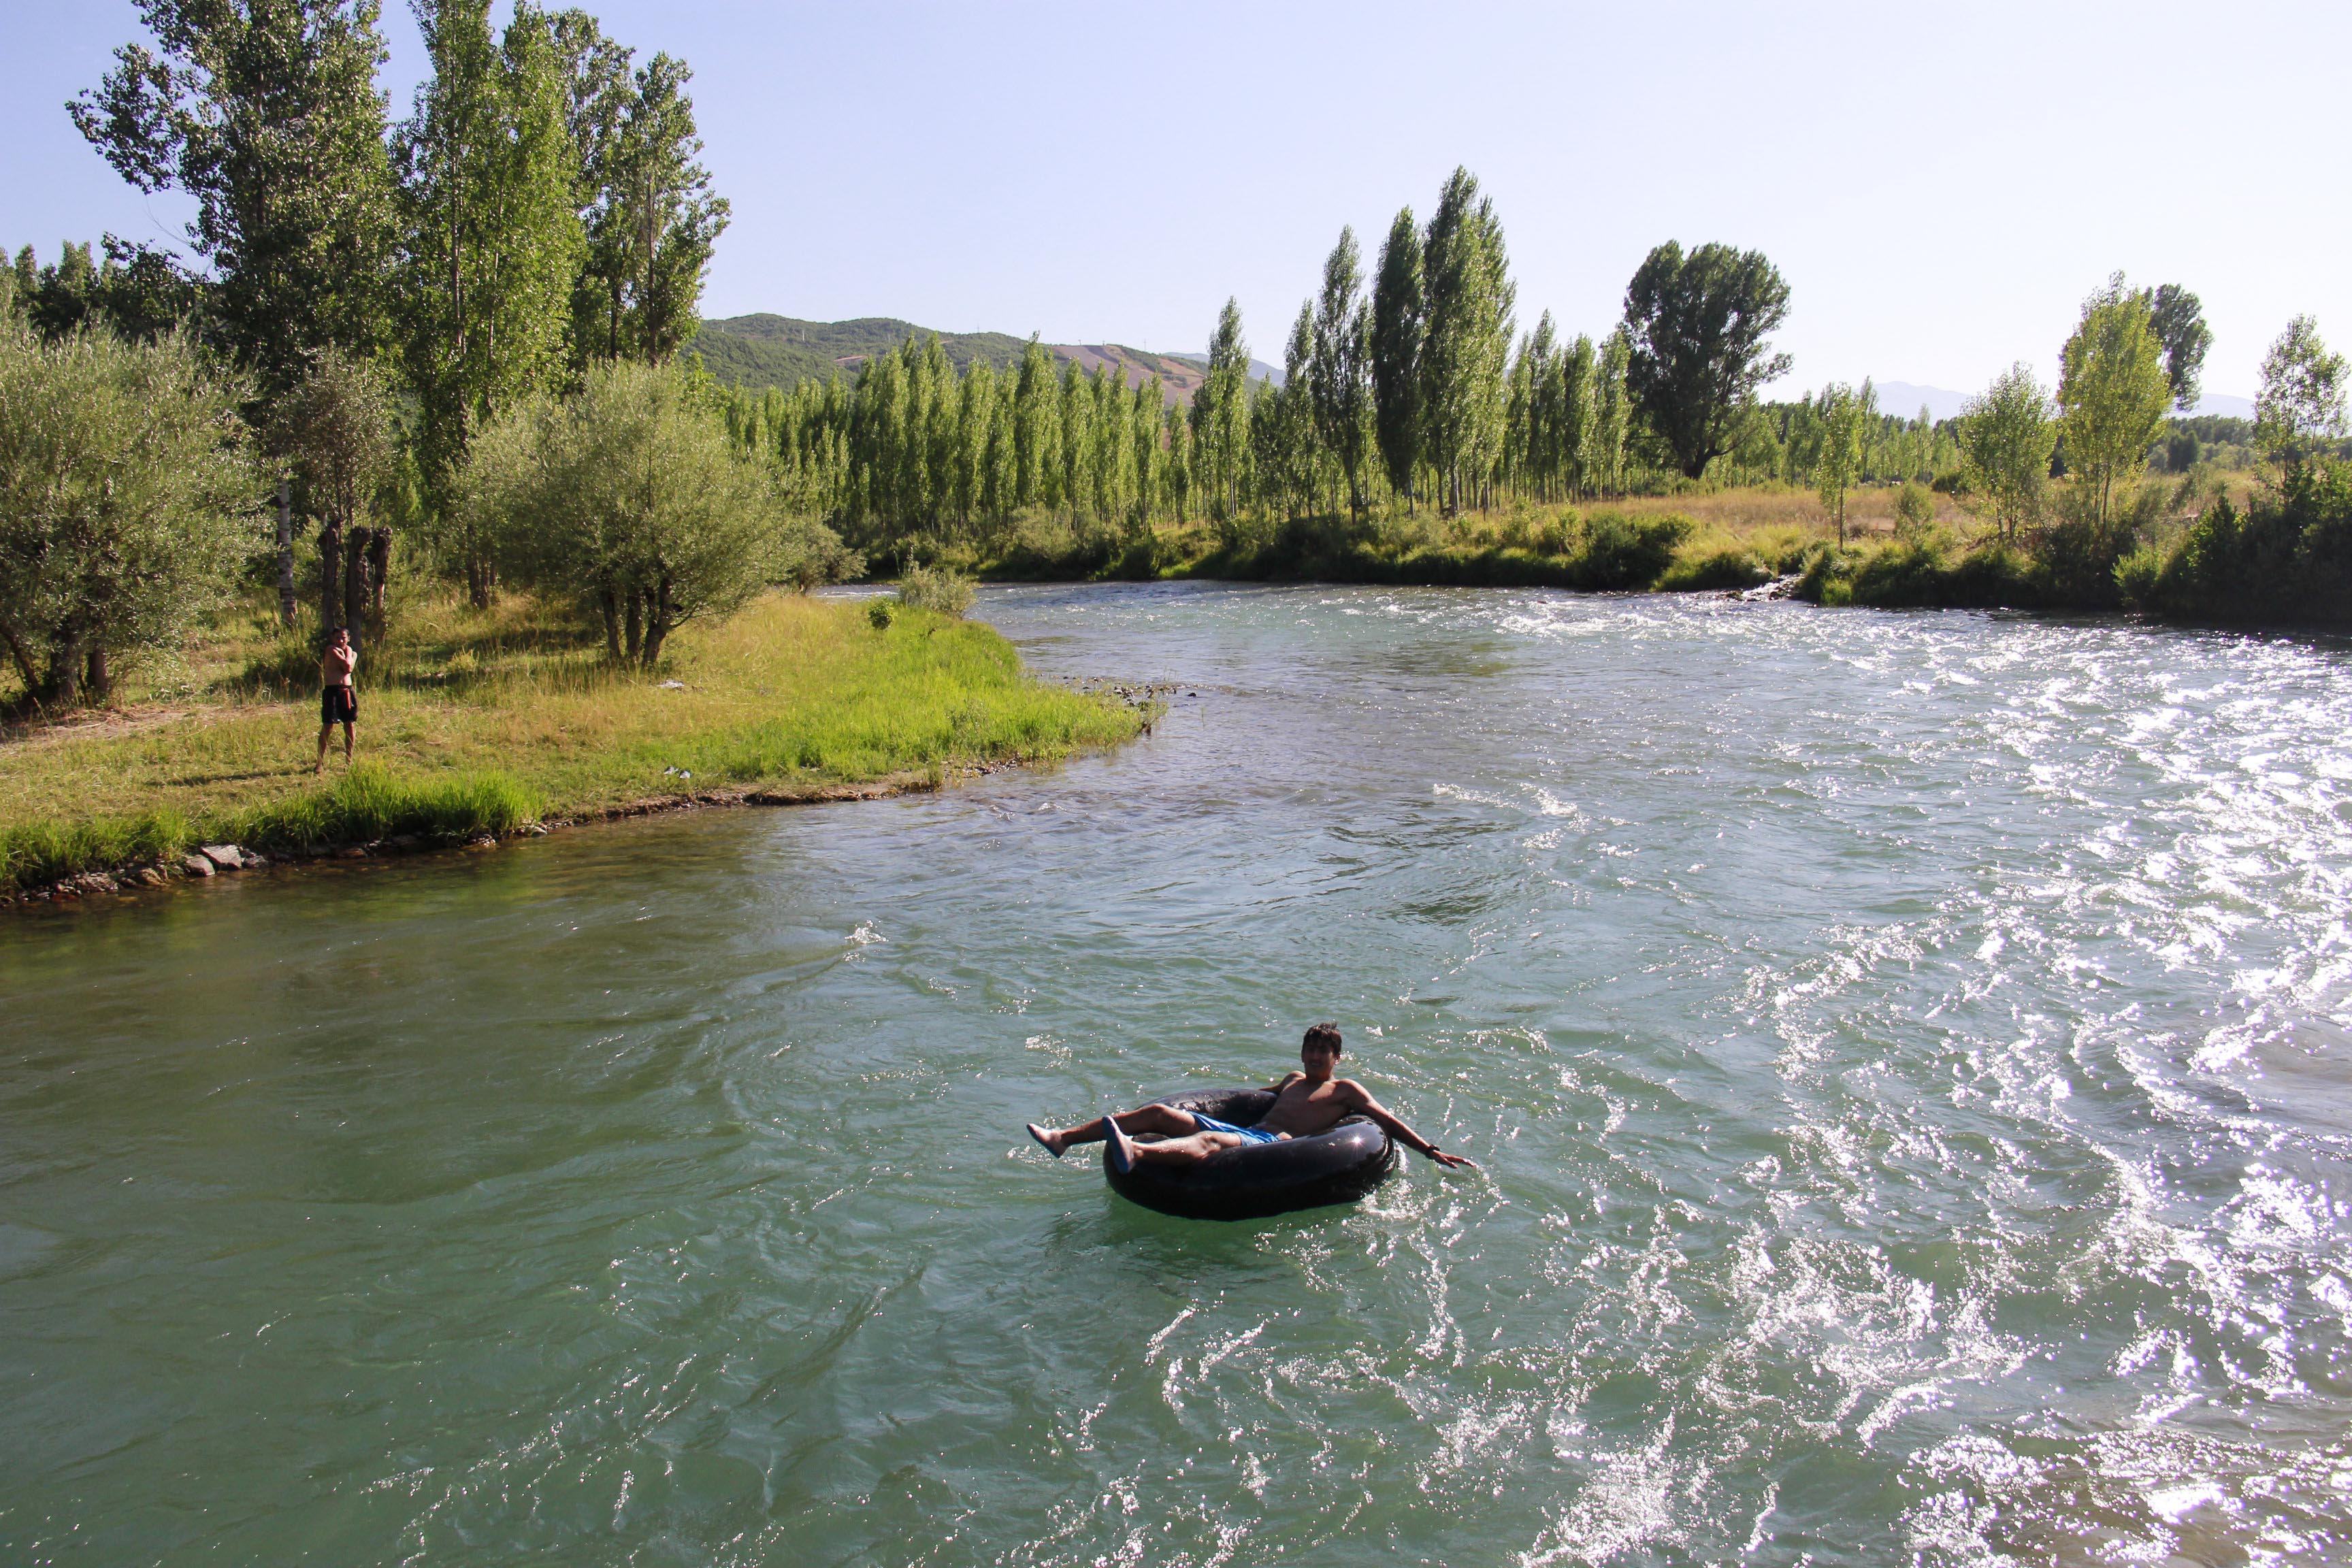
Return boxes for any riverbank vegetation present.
[713,172,2342,625]
[0,591,1142,894]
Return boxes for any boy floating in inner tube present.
[1026,1022,1476,1171]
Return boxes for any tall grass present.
[1,768,538,892]
[228,766,539,851]
[1,810,193,890]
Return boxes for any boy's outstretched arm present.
[1347,1084,1475,1169]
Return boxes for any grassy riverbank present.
[908,475,2347,626]
[0,591,1145,895]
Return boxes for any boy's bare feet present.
[1026,1123,1064,1158]
[1105,1113,1138,1174]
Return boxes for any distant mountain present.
[691,314,1265,405]
[2191,392,2255,419]
[1869,382,1971,423]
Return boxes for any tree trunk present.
[343,527,370,654]
[641,578,673,668]
[84,646,110,704]
[368,528,391,626]
[0,612,43,698]
[598,589,622,661]
[276,479,296,628]
[623,589,644,664]
[318,523,344,646]
[47,628,84,706]
[466,556,492,610]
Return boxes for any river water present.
[3,584,2350,1566]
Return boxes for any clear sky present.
[7,0,2349,401]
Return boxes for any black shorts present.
[321,686,358,725]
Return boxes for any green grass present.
[1,591,1144,894]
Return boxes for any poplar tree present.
[1592,330,1635,496]
[2056,276,2170,527]
[1957,363,2055,544]
[71,0,398,401]
[1418,168,1515,514]
[1308,227,1375,522]
[1258,304,1320,520]
[397,0,584,599]
[1371,208,1424,508]
[1012,336,1058,513]
[2253,316,2348,478]
[568,47,728,364]
[1192,298,1252,523]
[1815,384,1866,545]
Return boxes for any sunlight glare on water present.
[3,583,2349,1566]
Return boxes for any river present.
[3,583,2349,1566]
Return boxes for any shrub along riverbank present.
[0,591,1146,898]
[897,474,2349,628]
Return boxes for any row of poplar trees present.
[727,169,1654,554]
[69,0,728,603]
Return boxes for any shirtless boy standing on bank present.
[315,626,359,774]
[1027,1023,1475,1172]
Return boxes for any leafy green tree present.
[0,327,255,705]
[463,359,838,666]
[271,346,396,644]
[1308,227,1375,522]
[397,0,585,598]
[1258,304,1322,519]
[1957,363,2055,544]
[2057,276,2170,527]
[1370,207,1424,508]
[71,0,397,400]
[1592,330,1635,496]
[1621,241,1791,479]
[2253,314,2348,478]
[1418,167,1514,514]
[1011,335,1059,513]
[2146,284,2211,412]
[1191,298,1252,523]
[1559,331,1600,497]
[568,44,729,365]
[1814,384,1865,545]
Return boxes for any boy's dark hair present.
[1303,1022,1342,1054]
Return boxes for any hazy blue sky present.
[7,1,2349,400]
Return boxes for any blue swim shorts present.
[1186,1112,1280,1145]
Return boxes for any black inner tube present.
[1102,1088,1397,1221]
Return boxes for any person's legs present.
[340,718,354,764]
[1028,1102,1197,1158]
[315,722,332,773]
[1107,1119,1241,1171]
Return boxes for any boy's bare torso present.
[1254,1073,1366,1139]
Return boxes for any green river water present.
[3,583,2350,1566]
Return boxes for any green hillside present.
[689,314,1032,391]
[689,315,1235,404]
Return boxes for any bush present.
[1656,547,1771,592]
[0,327,256,706]
[2134,468,2352,623]
[895,563,976,617]
[1893,480,1936,540]
[1575,512,1692,591]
